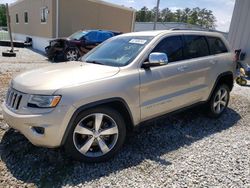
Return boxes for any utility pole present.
[2,3,16,57]
[153,0,160,30]
[6,3,14,52]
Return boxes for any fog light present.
[32,126,45,135]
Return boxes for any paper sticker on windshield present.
[129,39,147,45]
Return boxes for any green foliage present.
[136,6,217,29]
[0,4,7,26]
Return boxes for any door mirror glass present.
[143,52,168,69]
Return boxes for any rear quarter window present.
[183,35,210,59]
[207,36,228,55]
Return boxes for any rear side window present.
[152,36,183,63]
[183,35,209,59]
[207,36,228,55]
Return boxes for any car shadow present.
[0,107,241,187]
[235,84,250,88]
[242,84,250,87]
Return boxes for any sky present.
[1,0,235,32]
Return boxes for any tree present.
[135,6,217,29]
[161,8,175,22]
[203,9,216,29]
[181,8,191,23]
[0,4,7,26]
[197,8,216,29]
[175,9,182,22]
[188,7,200,25]
[151,6,160,22]
[136,6,154,22]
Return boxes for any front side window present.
[207,36,228,55]
[82,36,153,67]
[152,36,183,63]
[24,12,28,23]
[41,7,48,23]
[184,35,209,59]
[15,14,19,23]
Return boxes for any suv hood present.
[12,62,120,95]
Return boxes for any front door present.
[139,35,211,121]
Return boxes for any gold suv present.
[2,30,235,162]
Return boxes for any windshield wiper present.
[85,60,105,65]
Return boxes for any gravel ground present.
[0,48,250,187]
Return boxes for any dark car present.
[45,30,121,61]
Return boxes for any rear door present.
[206,36,232,81]
[181,34,214,101]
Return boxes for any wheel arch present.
[64,46,80,53]
[61,98,134,146]
[208,71,234,100]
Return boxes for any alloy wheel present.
[73,113,119,157]
[213,87,228,114]
[66,50,78,61]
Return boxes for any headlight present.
[28,95,61,108]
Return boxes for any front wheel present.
[206,84,230,118]
[64,107,126,162]
[64,48,79,61]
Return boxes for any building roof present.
[88,0,135,12]
[10,0,135,12]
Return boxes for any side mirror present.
[142,52,168,69]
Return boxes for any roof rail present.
[169,28,214,32]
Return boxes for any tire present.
[236,77,247,86]
[64,107,126,162]
[236,77,241,85]
[241,79,247,86]
[64,48,79,61]
[206,84,230,118]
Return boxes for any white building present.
[228,0,250,65]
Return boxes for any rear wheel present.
[65,48,79,61]
[64,107,126,162]
[206,84,230,118]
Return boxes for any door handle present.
[210,59,218,65]
[177,65,188,72]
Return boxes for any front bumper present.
[2,102,75,148]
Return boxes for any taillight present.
[234,49,241,62]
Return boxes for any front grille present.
[6,88,23,110]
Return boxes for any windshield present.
[68,31,87,40]
[82,36,153,67]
